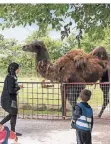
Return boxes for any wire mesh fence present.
[62,82,110,119]
[0,82,110,120]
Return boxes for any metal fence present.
[0,82,110,120]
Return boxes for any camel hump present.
[73,55,88,70]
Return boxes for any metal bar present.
[63,84,66,119]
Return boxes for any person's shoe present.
[16,132,22,136]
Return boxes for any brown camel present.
[22,41,108,117]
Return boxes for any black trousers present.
[0,114,17,132]
[76,129,92,144]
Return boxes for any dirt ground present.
[0,118,110,144]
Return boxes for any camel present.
[22,41,109,117]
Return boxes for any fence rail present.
[0,82,110,120]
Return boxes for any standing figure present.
[71,89,93,144]
[0,62,23,136]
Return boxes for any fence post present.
[61,83,66,119]
[63,83,66,119]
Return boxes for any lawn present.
[0,77,104,106]
[0,76,107,118]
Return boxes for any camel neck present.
[35,50,50,63]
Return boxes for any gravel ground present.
[0,118,109,144]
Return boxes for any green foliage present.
[0,31,63,77]
[0,22,109,78]
[0,4,110,40]
[80,26,110,53]
[25,28,50,43]
[0,34,36,77]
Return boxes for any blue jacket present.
[73,102,93,131]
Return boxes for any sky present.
[0,23,61,42]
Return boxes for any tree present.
[60,24,110,53]
[0,34,34,76]
[80,26,110,53]
[0,4,110,40]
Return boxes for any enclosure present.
[0,81,110,120]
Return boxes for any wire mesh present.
[62,82,110,119]
[0,82,110,120]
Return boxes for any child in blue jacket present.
[71,89,93,144]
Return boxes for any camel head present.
[22,40,50,62]
[90,46,108,60]
[22,40,52,79]
[22,40,46,52]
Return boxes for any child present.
[0,124,18,144]
[0,62,23,136]
[71,89,93,144]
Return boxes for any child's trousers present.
[76,129,92,144]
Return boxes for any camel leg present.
[67,88,79,109]
[60,84,65,113]
[60,84,79,114]
[98,91,109,117]
[67,90,79,115]
[66,84,84,114]
[60,84,85,116]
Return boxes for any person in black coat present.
[0,62,23,136]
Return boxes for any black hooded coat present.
[1,63,20,115]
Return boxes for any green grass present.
[0,77,104,108]
[18,83,61,106]
[18,109,62,116]
[19,83,103,108]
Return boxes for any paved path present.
[0,118,109,144]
